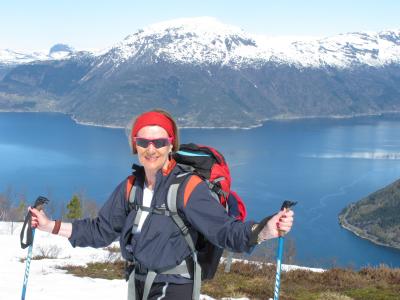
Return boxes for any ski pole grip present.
[33,196,49,211]
[20,196,49,249]
[280,200,297,211]
[278,200,297,236]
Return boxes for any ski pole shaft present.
[273,236,284,300]
[20,196,49,300]
[273,200,297,300]
[21,229,35,300]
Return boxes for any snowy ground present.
[0,222,323,300]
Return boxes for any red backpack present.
[173,143,246,221]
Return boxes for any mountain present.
[0,43,76,66]
[339,178,400,249]
[1,17,400,128]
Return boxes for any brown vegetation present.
[60,255,400,300]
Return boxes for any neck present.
[145,172,156,190]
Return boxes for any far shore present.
[2,109,400,131]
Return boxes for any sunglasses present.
[133,137,173,149]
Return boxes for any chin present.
[143,160,163,171]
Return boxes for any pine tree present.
[66,195,83,220]
[16,198,27,221]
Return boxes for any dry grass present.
[60,260,400,300]
[105,245,120,253]
[203,262,400,300]
[62,260,126,280]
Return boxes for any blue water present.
[1,112,400,268]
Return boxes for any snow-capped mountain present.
[100,17,400,69]
[0,44,77,65]
[1,17,400,128]
[48,43,75,59]
[0,48,49,65]
[2,17,400,69]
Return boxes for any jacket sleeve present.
[179,180,255,253]
[68,179,129,248]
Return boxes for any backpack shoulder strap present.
[166,173,202,300]
[183,175,203,208]
[125,175,138,213]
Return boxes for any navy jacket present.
[69,161,255,283]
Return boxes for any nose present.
[146,142,157,152]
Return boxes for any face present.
[135,125,173,174]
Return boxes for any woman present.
[30,109,294,300]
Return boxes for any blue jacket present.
[68,161,255,283]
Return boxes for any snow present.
[0,45,75,65]
[0,221,324,299]
[103,17,400,69]
[2,18,400,69]
[0,49,49,65]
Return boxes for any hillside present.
[339,178,400,249]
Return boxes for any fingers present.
[29,206,46,228]
[28,207,39,217]
[277,210,294,233]
[28,207,38,228]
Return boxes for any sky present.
[1,0,399,51]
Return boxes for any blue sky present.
[1,0,399,51]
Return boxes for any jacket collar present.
[162,158,176,176]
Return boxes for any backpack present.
[125,143,247,300]
[173,143,246,222]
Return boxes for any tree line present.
[0,187,99,222]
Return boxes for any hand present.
[259,209,294,241]
[29,207,53,232]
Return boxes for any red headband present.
[131,111,175,140]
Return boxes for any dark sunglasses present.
[133,137,173,149]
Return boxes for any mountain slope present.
[339,178,400,249]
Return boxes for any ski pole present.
[20,196,49,300]
[273,200,297,300]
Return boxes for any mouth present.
[145,156,159,162]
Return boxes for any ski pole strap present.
[20,212,33,249]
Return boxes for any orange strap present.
[183,175,202,207]
[125,175,136,200]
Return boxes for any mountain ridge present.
[1,17,400,128]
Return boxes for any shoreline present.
[339,208,400,251]
[67,110,400,130]
[1,109,400,130]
